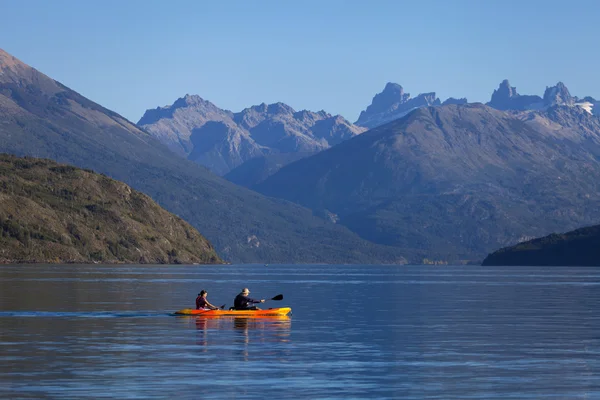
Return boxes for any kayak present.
[174,307,292,317]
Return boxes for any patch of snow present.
[575,101,594,114]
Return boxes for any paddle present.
[266,294,283,302]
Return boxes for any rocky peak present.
[369,82,411,113]
[267,102,295,115]
[488,79,519,108]
[415,92,441,106]
[356,83,440,128]
[172,94,208,108]
[487,79,543,111]
[293,109,332,124]
[543,82,575,107]
[137,94,225,126]
[442,97,468,106]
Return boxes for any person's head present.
[241,288,250,295]
[199,290,207,298]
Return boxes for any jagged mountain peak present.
[372,82,410,109]
[494,79,519,98]
[487,79,543,111]
[382,82,406,95]
[543,82,574,106]
[355,83,440,128]
[172,94,210,108]
[137,94,225,127]
[268,102,295,115]
[245,102,296,115]
[442,97,468,106]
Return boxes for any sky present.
[1,0,599,123]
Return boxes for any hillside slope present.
[0,48,406,263]
[255,103,600,262]
[482,224,600,266]
[0,154,221,264]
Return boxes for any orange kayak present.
[174,307,292,317]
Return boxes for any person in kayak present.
[233,288,265,310]
[196,290,220,310]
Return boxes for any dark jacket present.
[234,294,261,310]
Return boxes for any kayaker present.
[196,290,219,310]
[233,288,265,310]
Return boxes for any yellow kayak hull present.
[174,307,291,317]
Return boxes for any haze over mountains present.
[0,48,407,264]
[3,45,600,264]
[138,95,365,175]
[139,80,599,189]
[355,80,599,130]
[354,82,467,129]
[255,102,600,261]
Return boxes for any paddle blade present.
[220,304,226,309]
[271,294,283,301]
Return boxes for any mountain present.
[0,154,221,264]
[137,94,234,157]
[442,97,468,106]
[224,152,310,187]
[355,83,449,129]
[357,80,598,131]
[255,103,600,262]
[139,97,366,176]
[0,48,408,264]
[487,79,543,110]
[487,79,599,115]
[187,120,267,176]
[482,224,600,266]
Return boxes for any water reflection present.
[3,264,600,399]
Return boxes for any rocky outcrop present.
[442,97,468,106]
[543,82,575,107]
[487,79,543,110]
[355,83,442,129]
[487,80,598,115]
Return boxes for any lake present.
[1,264,599,399]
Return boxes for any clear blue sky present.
[1,0,598,123]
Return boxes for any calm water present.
[1,264,599,399]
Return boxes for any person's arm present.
[248,297,265,304]
[206,300,219,310]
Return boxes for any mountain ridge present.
[0,47,408,264]
[254,102,600,262]
[138,95,366,176]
